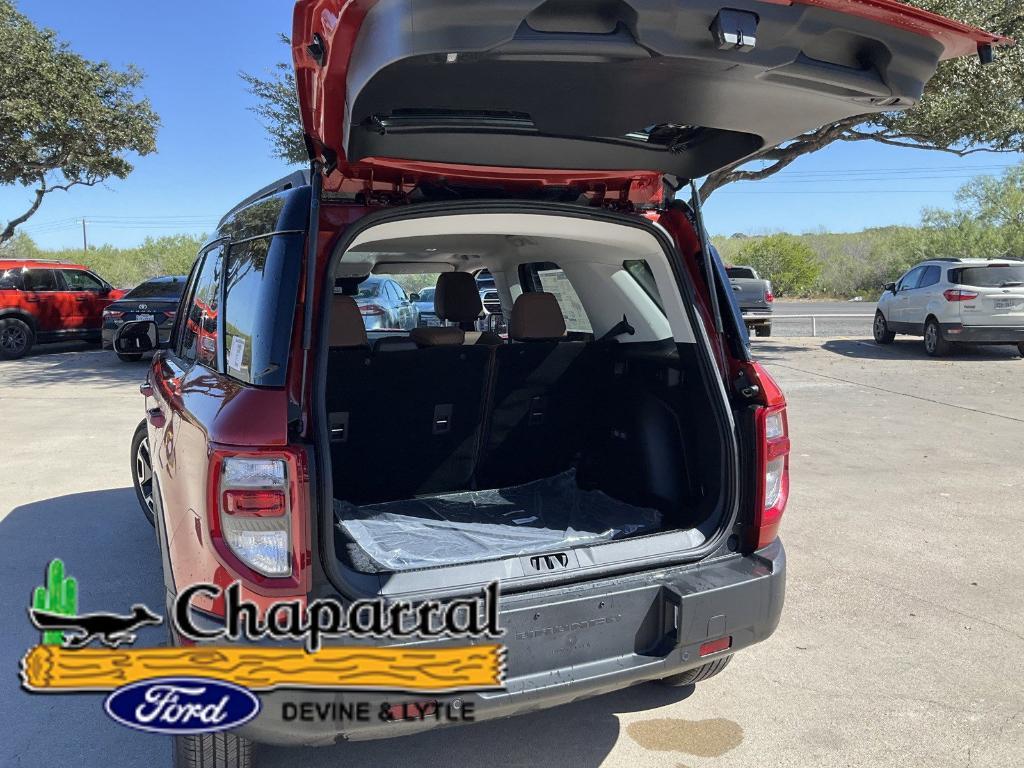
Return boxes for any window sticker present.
[536,269,592,333]
[227,336,246,374]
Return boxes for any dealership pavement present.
[1,338,1022,767]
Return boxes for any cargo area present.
[320,209,734,586]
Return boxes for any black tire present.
[0,317,34,359]
[118,352,144,362]
[924,318,950,357]
[1018,342,1024,358]
[173,732,254,768]
[658,654,733,688]
[755,324,772,338]
[873,311,895,345]
[131,420,155,527]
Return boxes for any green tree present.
[698,0,1024,198]
[0,0,159,243]
[240,35,306,166]
[738,234,821,297]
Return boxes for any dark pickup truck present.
[727,266,774,338]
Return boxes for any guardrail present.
[767,314,875,337]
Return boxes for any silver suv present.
[874,259,1024,357]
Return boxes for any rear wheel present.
[118,352,144,362]
[873,312,895,344]
[173,732,254,768]
[1018,342,1024,358]
[755,324,772,338]
[924,318,950,357]
[658,654,733,687]
[0,318,33,359]
[131,420,155,527]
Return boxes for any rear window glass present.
[223,234,301,387]
[126,278,186,299]
[356,280,382,298]
[950,265,1024,288]
[726,267,757,279]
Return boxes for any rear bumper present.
[940,323,1024,344]
[741,311,773,326]
[225,540,785,746]
[101,323,173,348]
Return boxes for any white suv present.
[874,259,1024,357]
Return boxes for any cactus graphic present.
[32,559,78,645]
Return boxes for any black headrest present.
[434,272,482,323]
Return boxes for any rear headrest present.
[410,326,466,347]
[510,292,567,341]
[434,272,482,323]
[329,295,369,348]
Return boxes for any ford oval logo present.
[104,677,260,735]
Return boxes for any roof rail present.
[217,170,311,229]
[930,258,964,262]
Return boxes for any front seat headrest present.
[510,292,567,341]
[434,272,483,324]
[329,295,369,348]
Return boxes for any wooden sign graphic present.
[22,644,506,692]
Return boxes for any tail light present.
[164,310,177,319]
[208,449,308,586]
[359,304,385,316]
[741,362,790,550]
[944,289,978,302]
[104,310,124,318]
[764,290,774,303]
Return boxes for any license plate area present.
[994,299,1022,311]
[502,585,678,678]
[135,313,155,321]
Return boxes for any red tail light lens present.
[739,362,790,550]
[164,310,177,319]
[359,304,385,316]
[223,489,287,517]
[104,310,124,318]
[944,289,978,302]
[765,290,775,303]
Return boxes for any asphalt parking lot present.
[1,338,1022,767]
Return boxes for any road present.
[769,300,876,337]
[1,339,1022,767]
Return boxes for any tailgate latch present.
[710,9,758,53]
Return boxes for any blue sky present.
[5,1,1023,249]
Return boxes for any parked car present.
[410,285,438,325]
[346,275,418,330]
[0,259,126,359]
[102,275,187,362]
[726,265,774,337]
[874,258,1024,357]
[112,2,1001,765]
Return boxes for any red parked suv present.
[0,259,125,359]
[113,2,1004,766]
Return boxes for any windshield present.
[126,277,187,299]
[951,265,1024,288]
[417,287,435,303]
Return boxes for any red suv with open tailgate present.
[0,259,125,359]
[113,2,1006,766]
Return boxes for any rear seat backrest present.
[327,290,494,505]
[478,292,599,488]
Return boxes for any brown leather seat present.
[328,295,369,348]
[508,292,567,341]
[410,272,502,347]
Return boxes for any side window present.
[60,270,105,291]
[394,282,408,302]
[899,267,925,292]
[0,269,24,290]
[22,269,58,291]
[623,260,664,311]
[519,262,593,334]
[918,266,941,289]
[222,233,302,387]
[178,245,224,368]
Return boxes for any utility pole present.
[81,218,88,254]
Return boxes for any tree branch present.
[1,177,47,245]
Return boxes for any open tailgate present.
[292,0,1009,181]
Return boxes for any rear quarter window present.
[223,233,302,387]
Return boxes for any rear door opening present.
[315,204,739,598]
